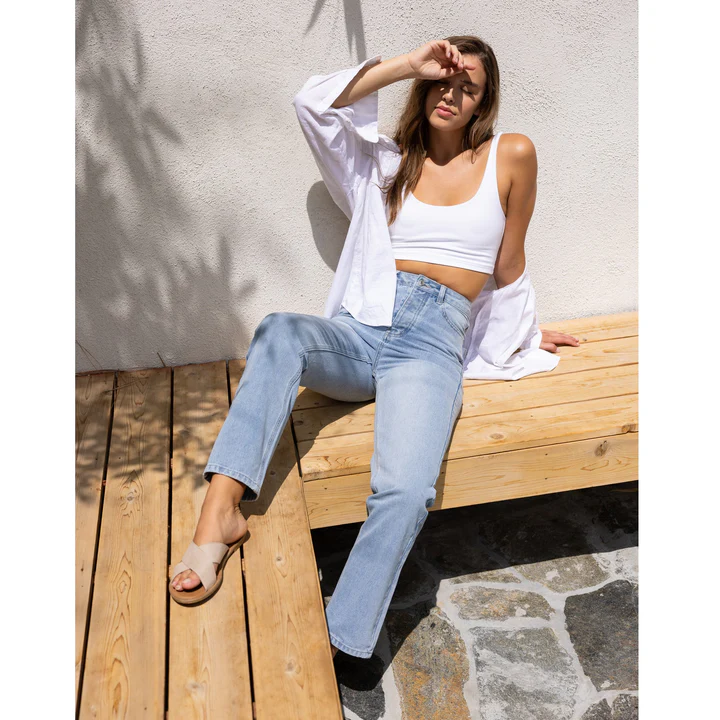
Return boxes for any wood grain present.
[75,371,114,701]
[228,360,343,720]
[293,363,637,443]
[168,361,253,719]
[303,432,639,529]
[299,393,638,480]
[80,368,171,719]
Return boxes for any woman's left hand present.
[540,329,581,353]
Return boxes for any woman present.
[169,36,579,661]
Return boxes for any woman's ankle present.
[205,472,247,507]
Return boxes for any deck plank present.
[228,360,343,720]
[168,361,253,719]
[303,432,638,529]
[75,371,115,700]
[80,368,171,720]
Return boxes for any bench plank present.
[294,364,637,443]
[540,310,637,342]
[228,361,343,720]
[75,371,114,700]
[80,369,171,719]
[299,393,637,480]
[168,361,253,719]
[303,432,638,529]
[292,311,637,410]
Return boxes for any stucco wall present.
[76,0,637,373]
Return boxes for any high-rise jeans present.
[203,270,472,659]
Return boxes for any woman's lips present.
[436,106,454,118]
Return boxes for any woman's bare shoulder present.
[497,132,536,161]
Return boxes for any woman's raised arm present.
[291,41,476,219]
[291,55,413,219]
[329,54,415,110]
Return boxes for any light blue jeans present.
[203,270,471,658]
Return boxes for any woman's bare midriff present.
[392,137,511,304]
[394,258,490,304]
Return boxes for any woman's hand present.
[511,330,581,356]
[540,329,581,353]
[406,40,477,81]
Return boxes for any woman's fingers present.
[542,329,581,347]
[556,331,581,346]
[440,40,458,64]
[434,40,455,68]
[425,39,476,74]
[448,44,475,71]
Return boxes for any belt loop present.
[437,285,447,304]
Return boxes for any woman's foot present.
[171,475,248,592]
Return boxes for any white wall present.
[76,0,637,373]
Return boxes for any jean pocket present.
[440,301,470,337]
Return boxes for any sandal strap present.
[173,541,230,591]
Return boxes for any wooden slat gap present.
[163,367,175,720]
[76,371,117,717]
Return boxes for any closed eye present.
[435,80,474,95]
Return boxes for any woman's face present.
[424,55,486,131]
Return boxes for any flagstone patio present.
[315,481,638,720]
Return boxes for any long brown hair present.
[377,35,501,227]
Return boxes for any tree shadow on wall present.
[76,0,361,375]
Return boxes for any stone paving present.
[312,481,638,720]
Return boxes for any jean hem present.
[328,632,373,659]
[203,464,261,503]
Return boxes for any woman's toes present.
[182,572,201,590]
[172,570,193,590]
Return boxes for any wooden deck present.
[75,311,637,718]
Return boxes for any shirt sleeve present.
[461,261,561,380]
[291,55,384,220]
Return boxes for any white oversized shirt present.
[291,55,561,381]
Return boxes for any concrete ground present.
[312,481,638,720]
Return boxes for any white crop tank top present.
[387,131,507,274]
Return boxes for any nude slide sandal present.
[168,530,251,606]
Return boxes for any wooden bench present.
[298,311,638,529]
[75,310,637,718]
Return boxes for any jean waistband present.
[396,270,472,315]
